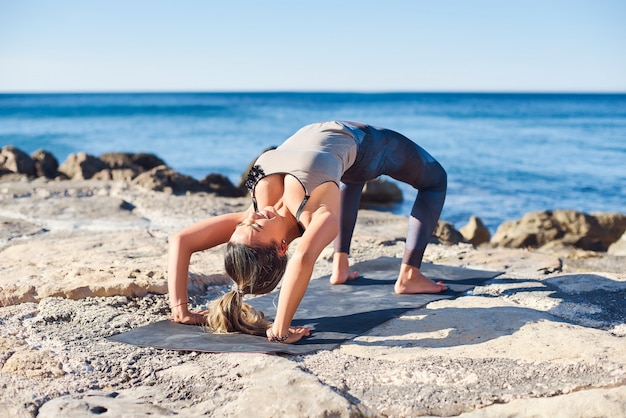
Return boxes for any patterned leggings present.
[335,124,447,268]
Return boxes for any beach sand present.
[1,177,625,417]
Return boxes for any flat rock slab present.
[0,178,624,418]
[457,385,626,418]
[0,229,228,306]
[36,356,355,418]
[430,246,564,276]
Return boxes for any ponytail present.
[206,288,269,335]
[206,241,288,336]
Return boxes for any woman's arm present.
[269,206,339,342]
[168,210,249,323]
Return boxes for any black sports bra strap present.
[294,195,309,235]
[251,194,259,212]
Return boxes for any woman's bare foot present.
[394,263,448,294]
[330,252,359,285]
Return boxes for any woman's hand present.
[171,308,208,325]
[266,325,311,344]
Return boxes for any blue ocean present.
[1,92,625,232]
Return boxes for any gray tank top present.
[245,121,363,233]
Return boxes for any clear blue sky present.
[1,0,625,92]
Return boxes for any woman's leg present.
[395,182,448,293]
[378,130,448,293]
[330,182,364,284]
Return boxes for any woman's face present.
[230,207,286,248]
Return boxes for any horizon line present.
[2,89,626,95]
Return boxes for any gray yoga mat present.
[108,257,501,355]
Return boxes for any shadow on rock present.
[346,304,549,349]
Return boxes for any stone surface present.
[460,215,491,246]
[58,152,109,180]
[0,146,35,176]
[435,220,467,244]
[0,177,624,418]
[609,231,626,256]
[2,349,65,379]
[361,177,403,205]
[199,173,246,197]
[31,149,60,179]
[491,209,626,251]
[457,386,626,417]
[100,152,166,172]
[132,164,204,194]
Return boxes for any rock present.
[132,165,202,194]
[0,167,14,177]
[59,152,109,180]
[199,173,246,197]
[361,178,403,205]
[491,210,626,252]
[38,356,355,417]
[31,149,60,179]
[435,246,562,275]
[38,391,175,417]
[0,230,171,305]
[608,231,626,256]
[0,145,36,176]
[100,152,166,172]
[224,355,355,417]
[2,349,65,379]
[595,212,626,250]
[460,216,491,246]
[91,167,137,181]
[435,220,466,244]
[0,335,28,351]
[1,176,626,418]
[98,152,168,181]
[457,386,626,418]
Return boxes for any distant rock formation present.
[3,146,625,254]
[360,178,403,206]
[59,152,109,180]
[460,215,491,246]
[0,146,244,197]
[0,146,37,177]
[608,231,626,256]
[491,210,626,252]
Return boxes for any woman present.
[168,121,447,344]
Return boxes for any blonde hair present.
[206,241,287,336]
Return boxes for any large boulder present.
[132,165,203,194]
[100,152,166,173]
[434,220,466,245]
[593,212,626,248]
[608,231,626,256]
[199,173,245,197]
[59,152,109,180]
[98,152,168,181]
[491,210,626,252]
[31,149,60,179]
[361,178,403,206]
[460,216,491,246]
[0,146,35,176]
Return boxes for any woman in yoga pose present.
[168,121,447,344]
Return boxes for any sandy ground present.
[0,177,624,417]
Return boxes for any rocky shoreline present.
[3,145,625,253]
[1,146,625,417]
